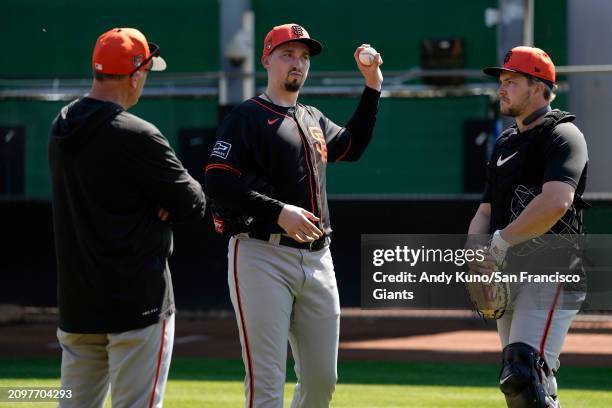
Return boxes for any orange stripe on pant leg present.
[233,239,254,408]
[538,283,563,382]
[540,284,563,356]
[148,319,166,408]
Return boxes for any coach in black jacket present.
[48,28,205,408]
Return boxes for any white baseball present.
[359,47,377,66]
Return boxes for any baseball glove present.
[465,272,510,319]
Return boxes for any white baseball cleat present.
[546,395,561,408]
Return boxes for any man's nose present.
[293,58,306,69]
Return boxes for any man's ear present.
[129,72,140,89]
[261,55,270,70]
[534,80,546,97]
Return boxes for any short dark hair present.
[93,71,127,82]
[526,75,555,101]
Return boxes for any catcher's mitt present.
[465,272,510,319]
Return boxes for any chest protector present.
[488,110,587,232]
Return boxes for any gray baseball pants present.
[57,314,174,408]
[497,282,585,399]
[228,234,340,408]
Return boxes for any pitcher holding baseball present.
[205,23,382,408]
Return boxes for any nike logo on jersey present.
[499,374,513,385]
[267,118,280,125]
[497,152,518,167]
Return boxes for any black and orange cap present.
[92,28,166,75]
[484,46,555,88]
[262,23,322,57]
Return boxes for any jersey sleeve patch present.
[211,141,232,160]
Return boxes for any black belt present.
[250,232,330,251]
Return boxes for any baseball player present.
[49,28,206,407]
[468,47,588,407]
[205,23,382,408]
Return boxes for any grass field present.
[1,358,610,407]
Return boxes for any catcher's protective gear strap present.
[499,343,549,408]
[522,106,551,126]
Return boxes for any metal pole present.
[523,0,534,46]
[241,10,255,100]
[219,0,253,109]
[497,0,527,129]
[498,0,525,64]
[568,0,612,192]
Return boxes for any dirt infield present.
[1,308,611,367]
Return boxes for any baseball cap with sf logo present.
[484,46,555,89]
[262,23,323,57]
[92,28,167,75]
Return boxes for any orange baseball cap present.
[484,46,555,87]
[92,28,167,75]
[262,23,323,57]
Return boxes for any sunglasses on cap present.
[129,43,160,76]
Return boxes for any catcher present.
[467,47,588,408]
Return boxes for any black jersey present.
[205,86,380,236]
[483,110,588,233]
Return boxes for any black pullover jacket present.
[49,97,206,333]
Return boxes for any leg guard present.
[499,342,548,408]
